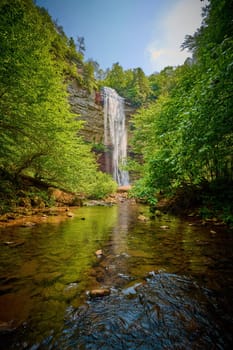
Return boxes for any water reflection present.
[110,200,133,256]
[0,201,232,349]
[0,206,118,345]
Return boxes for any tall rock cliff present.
[68,80,104,144]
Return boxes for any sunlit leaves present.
[101,63,153,106]
[130,0,233,198]
[0,0,115,197]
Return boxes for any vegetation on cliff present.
[0,0,116,213]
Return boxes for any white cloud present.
[147,44,189,71]
[146,0,208,72]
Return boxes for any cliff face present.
[68,80,104,144]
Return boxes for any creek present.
[0,200,232,349]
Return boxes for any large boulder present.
[48,188,83,206]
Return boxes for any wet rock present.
[21,222,36,227]
[122,283,142,297]
[138,214,149,222]
[85,200,109,207]
[188,212,196,217]
[95,249,103,257]
[146,270,159,279]
[213,221,225,226]
[119,252,130,258]
[117,185,132,193]
[205,217,218,223]
[117,273,131,280]
[0,320,17,332]
[89,267,105,282]
[63,283,79,301]
[3,241,14,246]
[6,214,17,221]
[48,187,83,206]
[31,196,45,208]
[18,197,31,208]
[0,216,9,222]
[48,208,59,216]
[71,196,83,206]
[104,197,117,205]
[3,240,25,247]
[89,288,111,298]
[64,282,79,291]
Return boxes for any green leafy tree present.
[102,62,127,96]
[130,0,233,210]
[0,0,115,198]
[148,66,176,98]
[101,64,152,106]
[82,61,98,92]
[87,59,107,81]
[126,68,151,106]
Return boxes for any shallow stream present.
[0,200,232,349]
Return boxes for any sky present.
[35,0,207,75]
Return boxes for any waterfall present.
[102,87,129,186]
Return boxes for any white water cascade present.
[102,87,129,186]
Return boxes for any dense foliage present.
[0,0,116,212]
[130,0,233,222]
[99,63,155,106]
[98,62,175,107]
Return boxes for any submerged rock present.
[138,214,149,222]
[21,222,36,227]
[89,267,105,282]
[3,240,25,247]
